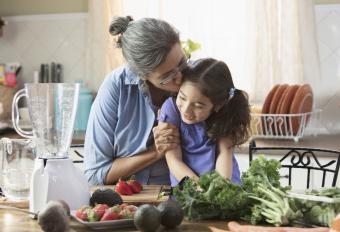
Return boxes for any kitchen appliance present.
[0,138,35,200]
[12,83,90,214]
[74,80,93,131]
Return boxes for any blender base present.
[29,158,90,214]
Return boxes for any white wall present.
[315,5,340,134]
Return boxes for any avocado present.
[157,200,184,228]
[134,204,161,232]
[90,188,123,207]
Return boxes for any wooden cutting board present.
[91,185,170,206]
[0,197,29,209]
[0,185,169,209]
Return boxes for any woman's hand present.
[152,121,180,157]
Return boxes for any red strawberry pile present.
[75,203,138,222]
[115,178,142,195]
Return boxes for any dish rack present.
[250,110,321,142]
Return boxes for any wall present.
[0,0,87,16]
[0,14,88,88]
[0,2,339,134]
[315,0,340,4]
[0,0,88,88]
[314,4,340,134]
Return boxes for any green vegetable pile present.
[292,187,340,226]
[173,156,302,226]
[174,156,340,227]
[173,171,250,220]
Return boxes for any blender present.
[12,83,90,214]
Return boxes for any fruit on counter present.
[87,204,110,222]
[157,200,184,228]
[38,200,70,232]
[75,206,91,221]
[115,179,133,195]
[90,188,123,206]
[127,179,143,193]
[134,204,161,232]
[75,203,138,222]
[101,206,122,221]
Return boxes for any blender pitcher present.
[12,83,79,158]
[11,83,90,213]
[0,138,36,200]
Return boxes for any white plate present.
[71,211,135,230]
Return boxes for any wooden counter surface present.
[0,209,229,232]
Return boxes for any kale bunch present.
[173,171,250,220]
[173,155,302,226]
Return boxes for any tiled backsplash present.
[0,6,339,134]
[0,13,87,89]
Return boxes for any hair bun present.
[109,15,134,36]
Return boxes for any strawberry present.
[127,179,142,193]
[125,205,138,214]
[119,208,134,219]
[92,204,109,220]
[75,206,90,221]
[100,206,122,221]
[115,179,133,195]
[119,203,129,210]
[87,208,100,222]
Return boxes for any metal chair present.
[249,140,340,189]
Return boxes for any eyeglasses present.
[159,58,188,86]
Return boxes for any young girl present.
[159,58,251,186]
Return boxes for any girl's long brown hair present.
[182,58,251,146]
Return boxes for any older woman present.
[84,16,186,185]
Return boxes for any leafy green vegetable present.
[173,171,250,220]
[249,183,302,226]
[241,155,292,225]
[173,155,340,227]
[241,155,282,192]
[308,187,340,198]
[292,188,340,226]
[304,204,336,226]
[173,156,285,222]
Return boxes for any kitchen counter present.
[236,134,340,155]
[0,130,86,145]
[0,209,229,232]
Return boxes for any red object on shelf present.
[4,72,16,88]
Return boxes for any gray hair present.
[109,16,180,79]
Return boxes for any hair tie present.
[228,87,235,100]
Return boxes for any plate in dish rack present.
[71,211,135,230]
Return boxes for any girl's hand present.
[152,122,180,157]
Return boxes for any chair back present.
[249,140,340,189]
